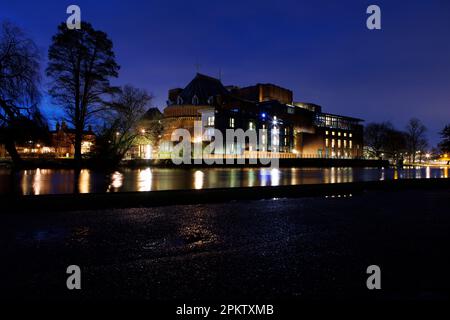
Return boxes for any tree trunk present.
[74,129,82,165]
[4,140,22,165]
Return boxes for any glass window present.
[249,122,254,130]
[338,139,341,148]
[207,116,215,126]
[349,140,353,148]
[332,131,335,136]
[332,139,335,148]
[325,138,329,147]
[349,133,353,138]
[229,117,235,128]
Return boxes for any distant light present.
[425,153,431,159]
[273,115,278,125]
[141,129,146,134]
[261,113,266,118]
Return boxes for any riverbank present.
[2,178,449,212]
[1,187,449,302]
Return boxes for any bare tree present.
[364,122,393,159]
[46,22,119,164]
[405,118,427,163]
[0,21,46,164]
[95,85,153,164]
[438,124,450,154]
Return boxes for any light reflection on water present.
[0,166,448,195]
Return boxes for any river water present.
[0,166,448,195]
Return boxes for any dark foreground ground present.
[1,188,449,304]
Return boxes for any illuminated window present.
[229,117,235,128]
[249,122,255,130]
[350,140,353,148]
[338,139,341,148]
[344,132,347,137]
[332,139,335,148]
[343,140,347,148]
[338,132,341,136]
[207,116,215,126]
[325,131,329,135]
[325,138,329,147]
[349,133,353,138]
[332,131,335,136]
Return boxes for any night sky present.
[1,0,449,146]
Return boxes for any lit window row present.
[325,130,352,138]
[325,139,353,149]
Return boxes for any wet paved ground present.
[1,189,449,301]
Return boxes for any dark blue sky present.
[2,0,449,145]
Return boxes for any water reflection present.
[108,171,123,192]
[0,166,448,195]
[138,168,152,192]
[33,168,41,195]
[271,168,280,186]
[79,169,90,193]
[247,169,256,187]
[260,168,269,186]
[194,170,204,190]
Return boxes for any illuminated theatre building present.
[159,73,363,159]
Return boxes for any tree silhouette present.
[405,118,427,163]
[46,22,119,163]
[95,85,154,164]
[438,124,450,154]
[0,21,47,164]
